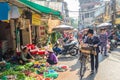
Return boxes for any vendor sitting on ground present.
[20,46,34,64]
[47,49,58,65]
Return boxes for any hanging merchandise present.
[39,26,45,36]
[10,6,20,19]
[16,27,21,52]
[48,16,60,33]
[22,10,32,23]
[0,2,10,20]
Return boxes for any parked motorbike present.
[108,34,118,51]
[109,39,117,51]
[53,40,79,56]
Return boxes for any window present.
[85,13,89,18]
[90,12,94,17]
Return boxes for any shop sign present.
[115,18,120,24]
[32,13,41,25]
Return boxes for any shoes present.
[101,51,103,54]
[96,68,98,73]
[108,51,111,53]
[91,70,94,74]
[104,54,109,57]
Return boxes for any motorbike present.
[53,40,79,56]
[109,39,117,51]
[117,35,120,45]
[108,34,118,51]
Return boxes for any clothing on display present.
[23,10,32,23]
[10,6,20,19]
[0,2,10,20]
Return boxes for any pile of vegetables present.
[0,70,26,80]
[0,59,62,80]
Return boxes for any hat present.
[87,29,94,34]
[48,48,53,52]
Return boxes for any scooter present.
[109,39,117,51]
[53,40,79,56]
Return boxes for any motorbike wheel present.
[70,47,78,56]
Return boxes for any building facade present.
[78,0,101,28]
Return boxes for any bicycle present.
[79,52,89,80]
[79,44,96,80]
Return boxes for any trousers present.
[100,43,107,55]
[90,53,99,71]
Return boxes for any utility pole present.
[78,0,82,31]
[111,0,116,27]
[78,0,80,31]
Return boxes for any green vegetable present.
[25,62,34,67]
[14,66,25,71]
[0,70,26,80]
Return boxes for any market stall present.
[0,57,69,80]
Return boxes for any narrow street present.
[56,47,120,80]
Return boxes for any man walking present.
[99,28,108,56]
[85,29,100,73]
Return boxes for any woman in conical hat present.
[47,48,58,65]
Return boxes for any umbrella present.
[97,22,112,27]
[52,25,74,31]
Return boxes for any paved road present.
[56,47,120,80]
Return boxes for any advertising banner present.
[32,13,41,25]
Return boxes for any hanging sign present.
[32,13,41,25]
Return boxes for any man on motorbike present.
[85,29,100,74]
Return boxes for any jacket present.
[85,36,100,53]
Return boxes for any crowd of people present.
[79,28,119,74]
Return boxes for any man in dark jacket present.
[85,29,100,74]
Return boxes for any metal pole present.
[111,0,116,27]
[78,0,81,31]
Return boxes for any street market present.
[0,0,120,80]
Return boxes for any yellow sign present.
[32,13,41,25]
[115,18,120,24]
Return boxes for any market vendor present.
[47,49,58,65]
[20,46,35,64]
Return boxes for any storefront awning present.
[18,0,62,19]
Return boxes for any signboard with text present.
[32,13,41,25]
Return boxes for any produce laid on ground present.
[0,59,68,80]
